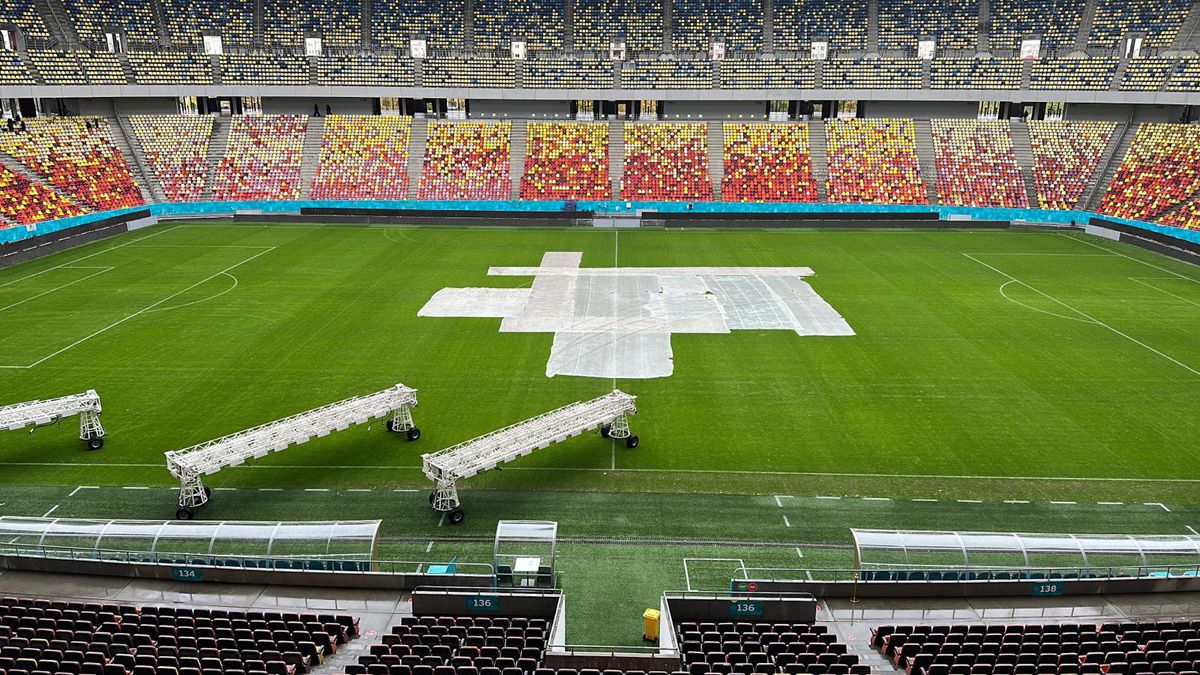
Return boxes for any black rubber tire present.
[429,491,437,505]
[600,425,611,439]
[203,486,212,499]
[625,435,640,449]
[86,436,104,451]
[176,508,194,520]
[407,427,421,442]
[386,419,398,433]
[448,509,465,525]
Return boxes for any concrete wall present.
[663,100,766,119]
[470,99,572,118]
[865,100,978,118]
[1067,102,1183,122]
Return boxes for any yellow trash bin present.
[642,608,661,642]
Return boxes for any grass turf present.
[0,222,1199,643]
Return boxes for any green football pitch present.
[0,222,1199,644]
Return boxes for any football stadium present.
[2,0,1200,670]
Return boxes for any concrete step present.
[1007,119,1042,209]
[609,120,624,200]
[203,117,231,200]
[807,120,829,202]
[911,118,940,206]
[1082,118,1136,212]
[407,117,429,200]
[707,120,724,201]
[299,116,325,200]
[510,119,527,200]
[111,112,163,203]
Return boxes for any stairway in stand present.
[911,119,940,206]
[509,119,527,200]
[202,118,231,201]
[299,117,325,199]
[706,120,724,201]
[1007,119,1043,209]
[406,118,429,200]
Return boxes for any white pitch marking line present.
[774,495,795,508]
[1146,502,1171,512]
[1050,500,1077,505]
[1187,526,1199,536]
[815,495,842,500]
[1097,501,1124,505]
[304,488,329,492]
[437,512,446,527]
[68,485,97,497]
[1129,277,1200,308]
[214,487,236,491]
[1060,232,1200,284]
[862,497,891,501]
[0,225,181,289]
[795,547,804,559]
[121,486,150,490]
[957,499,983,503]
[965,253,1200,377]
[393,489,418,493]
[912,498,938,502]
[1004,500,1030,504]
[782,515,791,527]
[258,488,282,492]
[425,541,434,553]
[0,267,114,314]
[41,504,59,517]
[20,247,275,369]
[346,488,372,492]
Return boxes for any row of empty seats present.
[211,115,307,201]
[677,621,867,675]
[873,620,1200,675]
[0,595,359,675]
[621,122,712,201]
[1028,120,1114,210]
[1099,123,1200,222]
[0,165,85,226]
[311,115,412,200]
[931,119,1028,208]
[347,615,548,675]
[129,115,214,202]
[721,123,818,203]
[417,122,512,200]
[520,122,611,201]
[0,117,143,211]
[825,118,928,205]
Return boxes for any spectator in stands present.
[313,103,320,117]
[5,118,13,133]
[326,104,332,116]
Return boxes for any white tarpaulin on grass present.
[418,251,855,379]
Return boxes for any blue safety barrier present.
[3,200,1198,246]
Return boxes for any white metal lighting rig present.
[165,383,420,519]
[0,390,106,450]
[421,389,638,524]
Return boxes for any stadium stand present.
[310,115,412,200]
[211,115,307,201]
[1029,57,1118,90]
[1159,199,1200,230]
[872,620,1200,675]
[672,0,764,52]
[930,119,1028,208]
[987,0,1084,51]
[160,0,255,47]
[519,122,611,201]
[772,0,868,51]
[61,0,158,44]
[524,58,615,88]
[824,118,927,205]
[0,594,360,675]
[371,0,464,48]
[717,58,814,88]
[721,123,818,203]
[1027,120,1115,211]
[929,58,1022,89]
[422,56,515,88]
[1120,57,1175,91]
[220,53,310,85]
[346,615,548,675]
[28,50,126,84]
[1088,0,1192,49]
[474,0,564,50]
[823,58,923,89]
[417,121,512,201]
[879,0,979,51]
[0,165,85,225]
[127,51,213,84]
[0,0,49,41]
[129,114,214,202]
[572,0,663,52]
[1099,123,1200,222]
[677,620,867,675]
[316,52,415,86]
[621,59,713,89]
[621,123,712,202]
[0,117,144,211]
[0,52,35,84]
[263,0,361,48]
[1166,59,1200,91]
